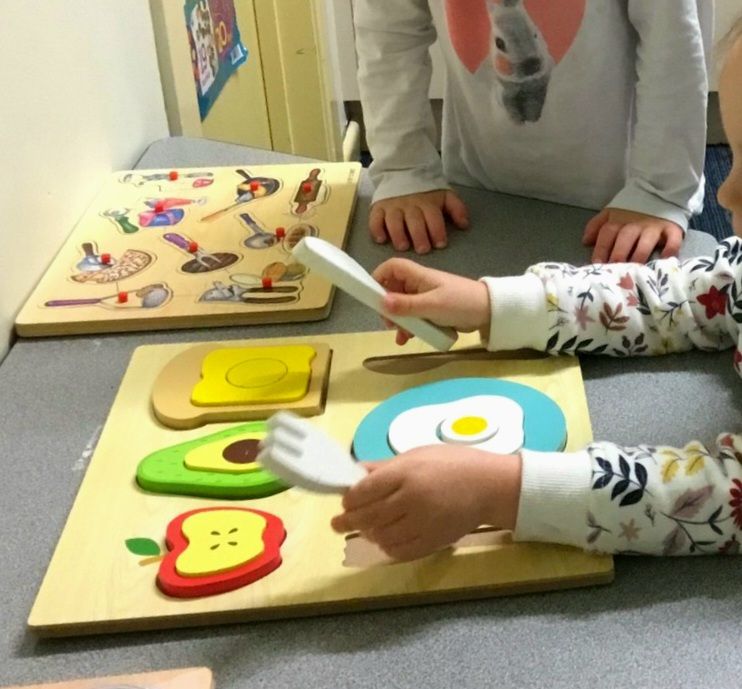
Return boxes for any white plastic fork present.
[257,412,367,494]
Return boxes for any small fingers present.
[333,500,406,535]
[660,226,683,259]
[404,206,431,255]
[444,192,470,231]
[629,227,662,264]
[583,209,609,247]
[591,223,620,263]
[421,205,448,249]
[369,204,389,244]
[385,208,410,252]
[342,467,401,511]
[608,224,642,263]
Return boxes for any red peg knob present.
[155,201,166,213]
[275,227,286,239]
[302,182,313,194]
[262,277,273,290]
[169,170,179,181]
[188,241,199,253]
[100,253,111,265]
[117,291,128,304]
[250,181,260,192]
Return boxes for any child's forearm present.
[612,0,708,229]
[480,244,739,358]
[354,0,448,202]
[515,434,742,556]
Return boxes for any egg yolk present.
[450,416,488,436]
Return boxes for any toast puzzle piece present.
[127,507,286,599]
[137,422,288,498]
[151,342,332,429]
[353,378,567,461]
[191,345,316,407]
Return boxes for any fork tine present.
[266,429,303,456]
[268,412,307,439]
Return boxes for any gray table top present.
[1,136,739,689]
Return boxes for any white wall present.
[0,2,169,361]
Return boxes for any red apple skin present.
[157,507,286,598]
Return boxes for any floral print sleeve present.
[580,435,742,555]
[530,238,742,360]
[483,238,742,555]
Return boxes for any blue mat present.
[691,145,734,240]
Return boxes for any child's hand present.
[583,208,683,264]
[373,258,491,345]
[369,190,470,254]
[331,447,521,562]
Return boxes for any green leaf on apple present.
[125,538,161,557]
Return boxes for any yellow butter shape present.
[176,509,267,578]
[184,432,264,474]
[191,345,316,407]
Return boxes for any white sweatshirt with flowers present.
[482,238,742,555]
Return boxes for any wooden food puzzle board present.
[2,668,212,689]
[16,163,361,336]
[29,331,613,636]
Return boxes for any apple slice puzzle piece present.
[154,507,286,598]
[257,412,366,493]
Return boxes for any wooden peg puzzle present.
[29,331,612,637]
[15,163,360,336]
[151,342,332,429]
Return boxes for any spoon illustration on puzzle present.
[239,212,319,251]
[201,170,281,223]
[71,242,153,284]
[163,233,240,273]
[45,283,172,310]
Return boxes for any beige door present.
[149,0,344,160]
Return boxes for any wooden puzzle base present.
[29,331,612,637]
[2,668,213,689]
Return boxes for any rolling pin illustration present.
[293,168,323,214]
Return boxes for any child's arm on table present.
[354,1,469,254]
[583,0,707,264]
[333,245,742,558]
